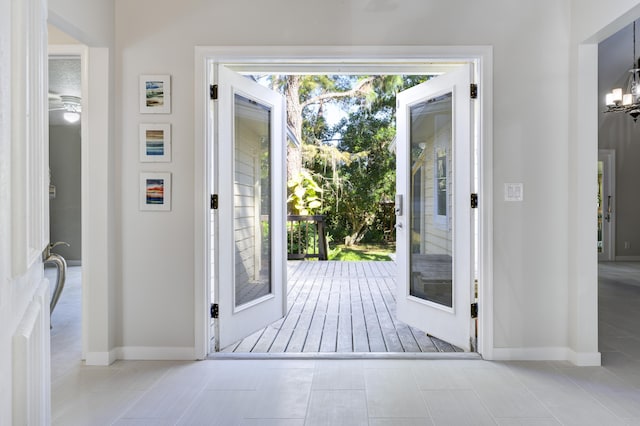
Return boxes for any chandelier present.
[605,20,640,122]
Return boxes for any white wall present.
[48,0,117,364]
[113,0,577,358]
[564,0,640,364]
[49,0,114,47]
[49,123,83,262]
[599,24,640,259]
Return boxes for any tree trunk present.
[285,76,303,181]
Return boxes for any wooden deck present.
[221,261,460,353]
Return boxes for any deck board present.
[221,261,459,354]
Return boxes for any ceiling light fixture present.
[51,95,82,123]
[63,111,80,123]
[605,21,640,122]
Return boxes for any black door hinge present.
[471,302,478,319]
[471,193,478,209]
[210,84,218,100]
[211,303,219,319]
[211,194,218,210]
[470,83,478,99]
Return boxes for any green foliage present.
[300,75,430,246]
[286,170,322,215]
[259,73,431,247]
[328,244,394,261]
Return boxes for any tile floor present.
[49,264,640,425]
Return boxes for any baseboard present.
[84,350,118,366]
[568,350,601,366]
[615,256,640,261]
[116,346,196,361]
[491,347,573,362]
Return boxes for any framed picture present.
[139,172,171,211]
[139,74,171,114]
[139,123,171,162]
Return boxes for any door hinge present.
[471,302,478,319]
[210,84,218,100]
[210,303,219,319]
[210,194,218,210]
[470,83,478,99]
[471,193,478,209]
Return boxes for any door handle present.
[606,196,612,222]
[395,194,403,216]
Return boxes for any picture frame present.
[139,74,171,114]
[139,123,171,162]
[139,172,172,211]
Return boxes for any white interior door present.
[395,64,474,351]
[598,149,615,261]
[215,66,286,350]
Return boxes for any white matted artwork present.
[139,123,171,162]
[140,74,171,114]
[139,172,172,211]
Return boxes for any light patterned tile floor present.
[49,263,640,425]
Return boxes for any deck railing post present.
[287,215,328,261]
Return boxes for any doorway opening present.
[47,28,96,370]
[218,73,462,354]
[195,47,492,360]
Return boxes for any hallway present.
[49,263,640,424]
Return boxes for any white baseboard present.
[84,350,117,366]
[85,346,196,363]
[615,256,640,261]
[568,350,601,366]
[490,347,600,365]
[116,346,196,361]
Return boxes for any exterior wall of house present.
[113,0,575,357]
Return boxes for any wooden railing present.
[287,215,328,261]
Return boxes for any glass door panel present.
[215,65,286,350]
[409,93,453,308]
[395,64,473,351]
[234,94,272,307]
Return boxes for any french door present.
[598,149,615,261]
[214,65,287,350]
[395,64,475,351]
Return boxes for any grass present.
[328,243,395,261]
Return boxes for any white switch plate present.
[504,183,524,201]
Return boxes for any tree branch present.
[300,76,376,110]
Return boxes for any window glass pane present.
[234,94,272,307]
[409,92,453,308]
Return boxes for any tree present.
[268,75,376,181]
[259,73,429,246]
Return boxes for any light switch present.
[504,183,523,202]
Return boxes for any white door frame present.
[48,42,112,364]
[194,45,494,359]
[48,44,89,359]
[598,149,616,262]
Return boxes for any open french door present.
[214,65,287,350]
[395,64,475,351]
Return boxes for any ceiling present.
[49,57,81,126]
